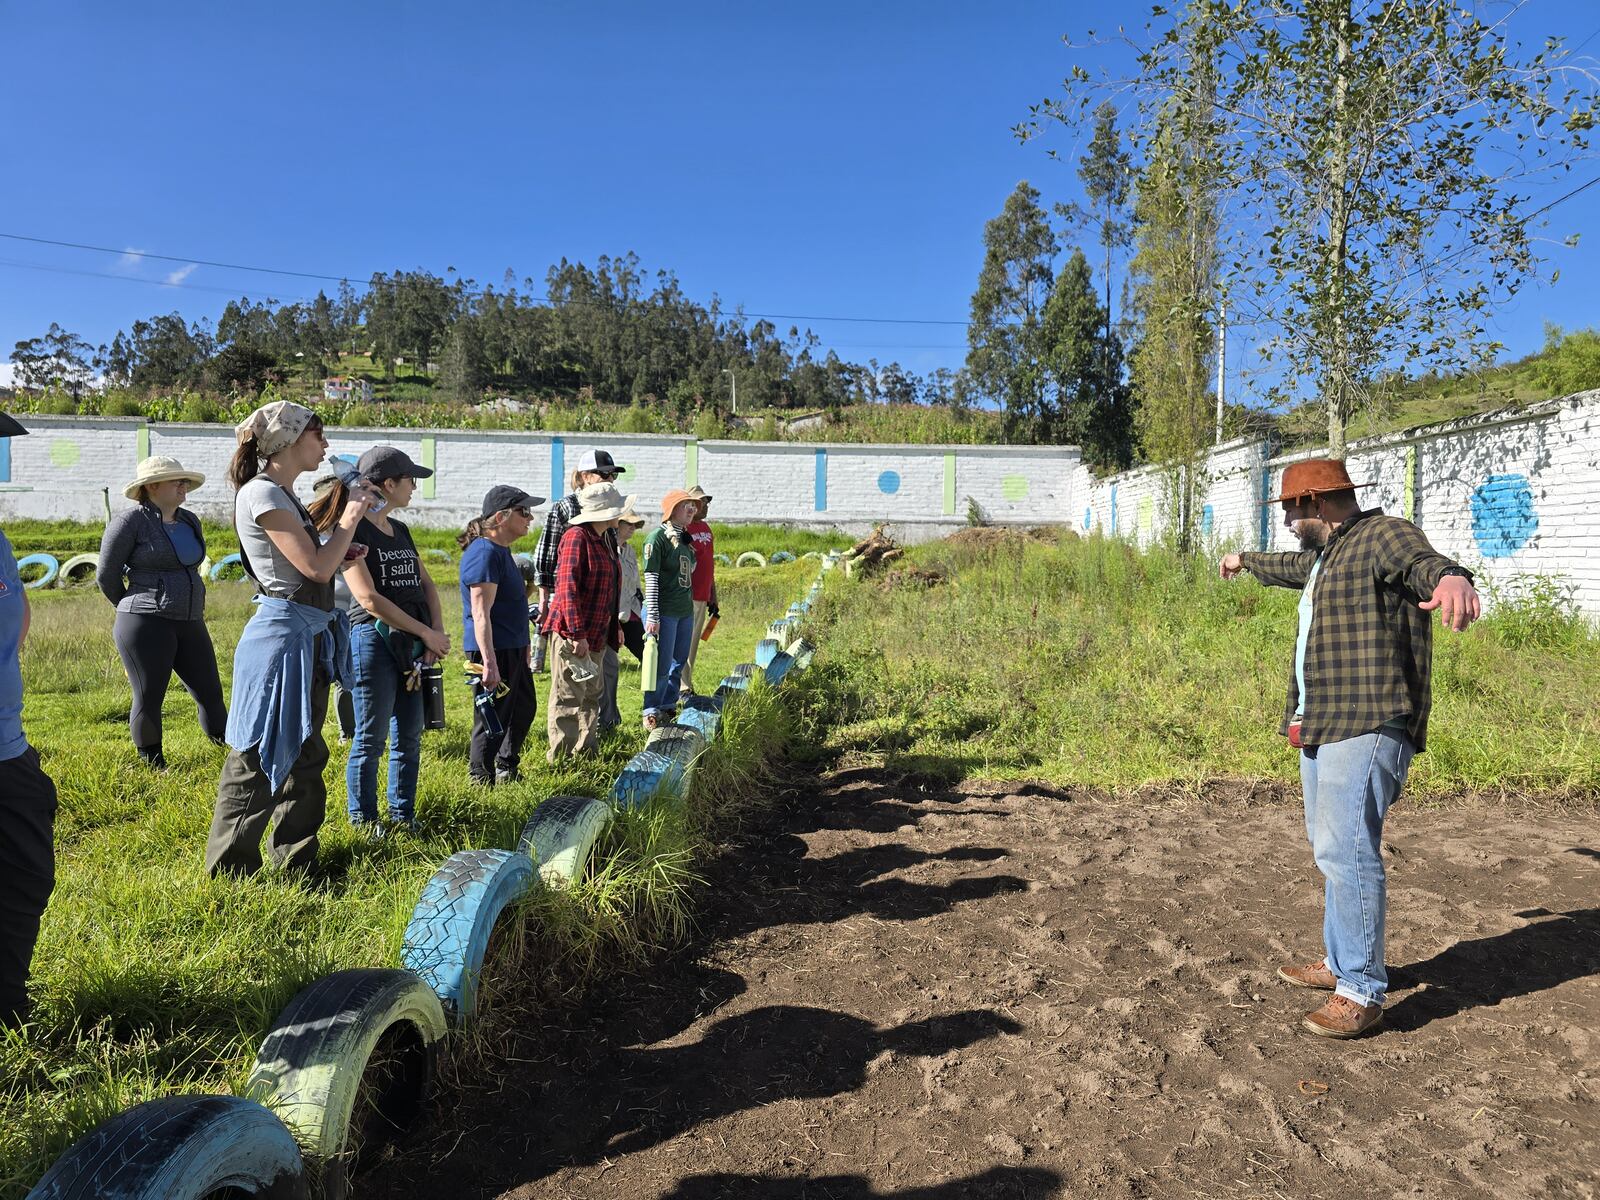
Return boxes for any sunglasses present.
[512,506,534,518]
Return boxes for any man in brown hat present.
[1220,458,1480,1039]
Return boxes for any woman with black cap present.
[458,484,543,786]
[97,455,228,767]
[322,447,448,834]
[0,411,58,1028]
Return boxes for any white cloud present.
[113,247,147,274]
[164,263,197,286]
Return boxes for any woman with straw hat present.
[97,455,228,769]
[543,482,627,761]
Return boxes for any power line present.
[0,231,974,327]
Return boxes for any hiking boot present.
[1278,959,1337,990]
[136,745,167,770]
[494,766,521,785]
[388,818,418,838]
[1302,995,1383,1039]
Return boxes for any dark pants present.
[0,747,57,1028]
[205,667,331,877]
[621,615,644,661]
[333,682,356,741]
[466,647,536,782]
[112,611,228,753]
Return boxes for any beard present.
[1293,520,1331,549]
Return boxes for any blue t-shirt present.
[164,518,204,567]
[0,532,31,760]
[459,537,530,653]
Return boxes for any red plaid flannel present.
[544,525,621,649]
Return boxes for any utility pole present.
[1214,299,1227,444]
[722,367,738,416]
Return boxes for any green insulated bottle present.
[640,635,659,694]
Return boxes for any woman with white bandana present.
[204,400,379,877]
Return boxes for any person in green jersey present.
[640,489,699,729]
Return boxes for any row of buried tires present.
[13,548,818,589]
[25,558,835,1200]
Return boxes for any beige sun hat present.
[617,495,646,527]
[570,482,631,524]
[125,455,205,501]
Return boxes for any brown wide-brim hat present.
[1263,458,1376,505]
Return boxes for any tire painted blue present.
[422,548,452,563]
[730,662,756,680]
[16,553,58,590]
[714,553,732,566]
[610,748,689,810]
[515,795,613,888]
[764,652,796,686]
[674,706,721,742]
[401,849,534,1024]
[647,725,706,766]
[786,637,817,670]
[718,674,751,694]
[753,638,781,668]
[769,550,796,564]
[209,553,244,581]
[26,1094,309,1200]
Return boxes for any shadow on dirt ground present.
[365,768,1600,1200]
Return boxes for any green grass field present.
[0,520,842,1197]
[797,530,1600,800]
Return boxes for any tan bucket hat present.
[571,482,631,524]
[125,455,205,500]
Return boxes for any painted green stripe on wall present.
[1403,444,1416,520]
[136,424,150,461]
[943,452,956,515]
[420,436,437,499]
[685,440,698,487]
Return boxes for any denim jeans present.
[643,613,695,718]
[1299,728,1415,1008]
[345,622,423,825]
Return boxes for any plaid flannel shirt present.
[1240,509,1469,753]
[530,493,582,590]
[544,525,621,649]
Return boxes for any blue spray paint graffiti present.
[1083,505,1092,530]
[1470,473,1538,558]
[1202,504,1214,538]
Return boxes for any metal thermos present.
[640,635,659,694]
[472,682,505,738]
[420,664,446,730]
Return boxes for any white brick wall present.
[6,392,1599,612]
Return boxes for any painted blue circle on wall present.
[877,470,901,495]
[1470,472,1538,558]
[1083,506,1093,529]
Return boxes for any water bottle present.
[326,456,386,512]
[640,635,659,695]
[700,615,719,643]
[420,664,446,730]
[472,682,504,738]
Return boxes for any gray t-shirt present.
[237,475,321,603]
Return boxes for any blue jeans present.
[1299,728,1415,1008]
[643,614,695,718]
[345,622,424,825]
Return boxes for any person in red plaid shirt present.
[543,482,628,762]
[1221,458,1480,1039]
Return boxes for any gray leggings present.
[112,611,228,751]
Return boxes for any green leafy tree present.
[1129,74,1223,553]
[1025,0,1598,455]
[1041,249,1133,465]
[10,323,99,391]
[966,181,1060,441]
[437,317,490,402]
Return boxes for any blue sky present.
[3,0,1597,402]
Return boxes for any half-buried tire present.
[26,1094,310,1199]
[734,551,766,569]
[58,553,99,586]
[243,968,446,1200]
[16,553,58,590]
[401,849,534,1024]
[516,795,612,888]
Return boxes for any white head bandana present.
[236,400,315,458]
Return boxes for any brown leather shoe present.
[1277,959,1336,990]
[1302,994,1383,1039]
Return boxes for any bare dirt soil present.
[367,770,1600,1199]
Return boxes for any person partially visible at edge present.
[544,482,628,762]
[204,401,377,878]
[312,448,448,836]
[1219,457,1481,1040]
[459,484,543,786]
[641,489,699,730]
[96,455,227,769]
[615,501,647,663]
[532,449,626,728]
[679,485,720,696]
[0,413,58,1029]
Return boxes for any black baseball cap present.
[574,448,621,476]
[357,445,433,482]
[0,413,29,438]
[481,484,545,518]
